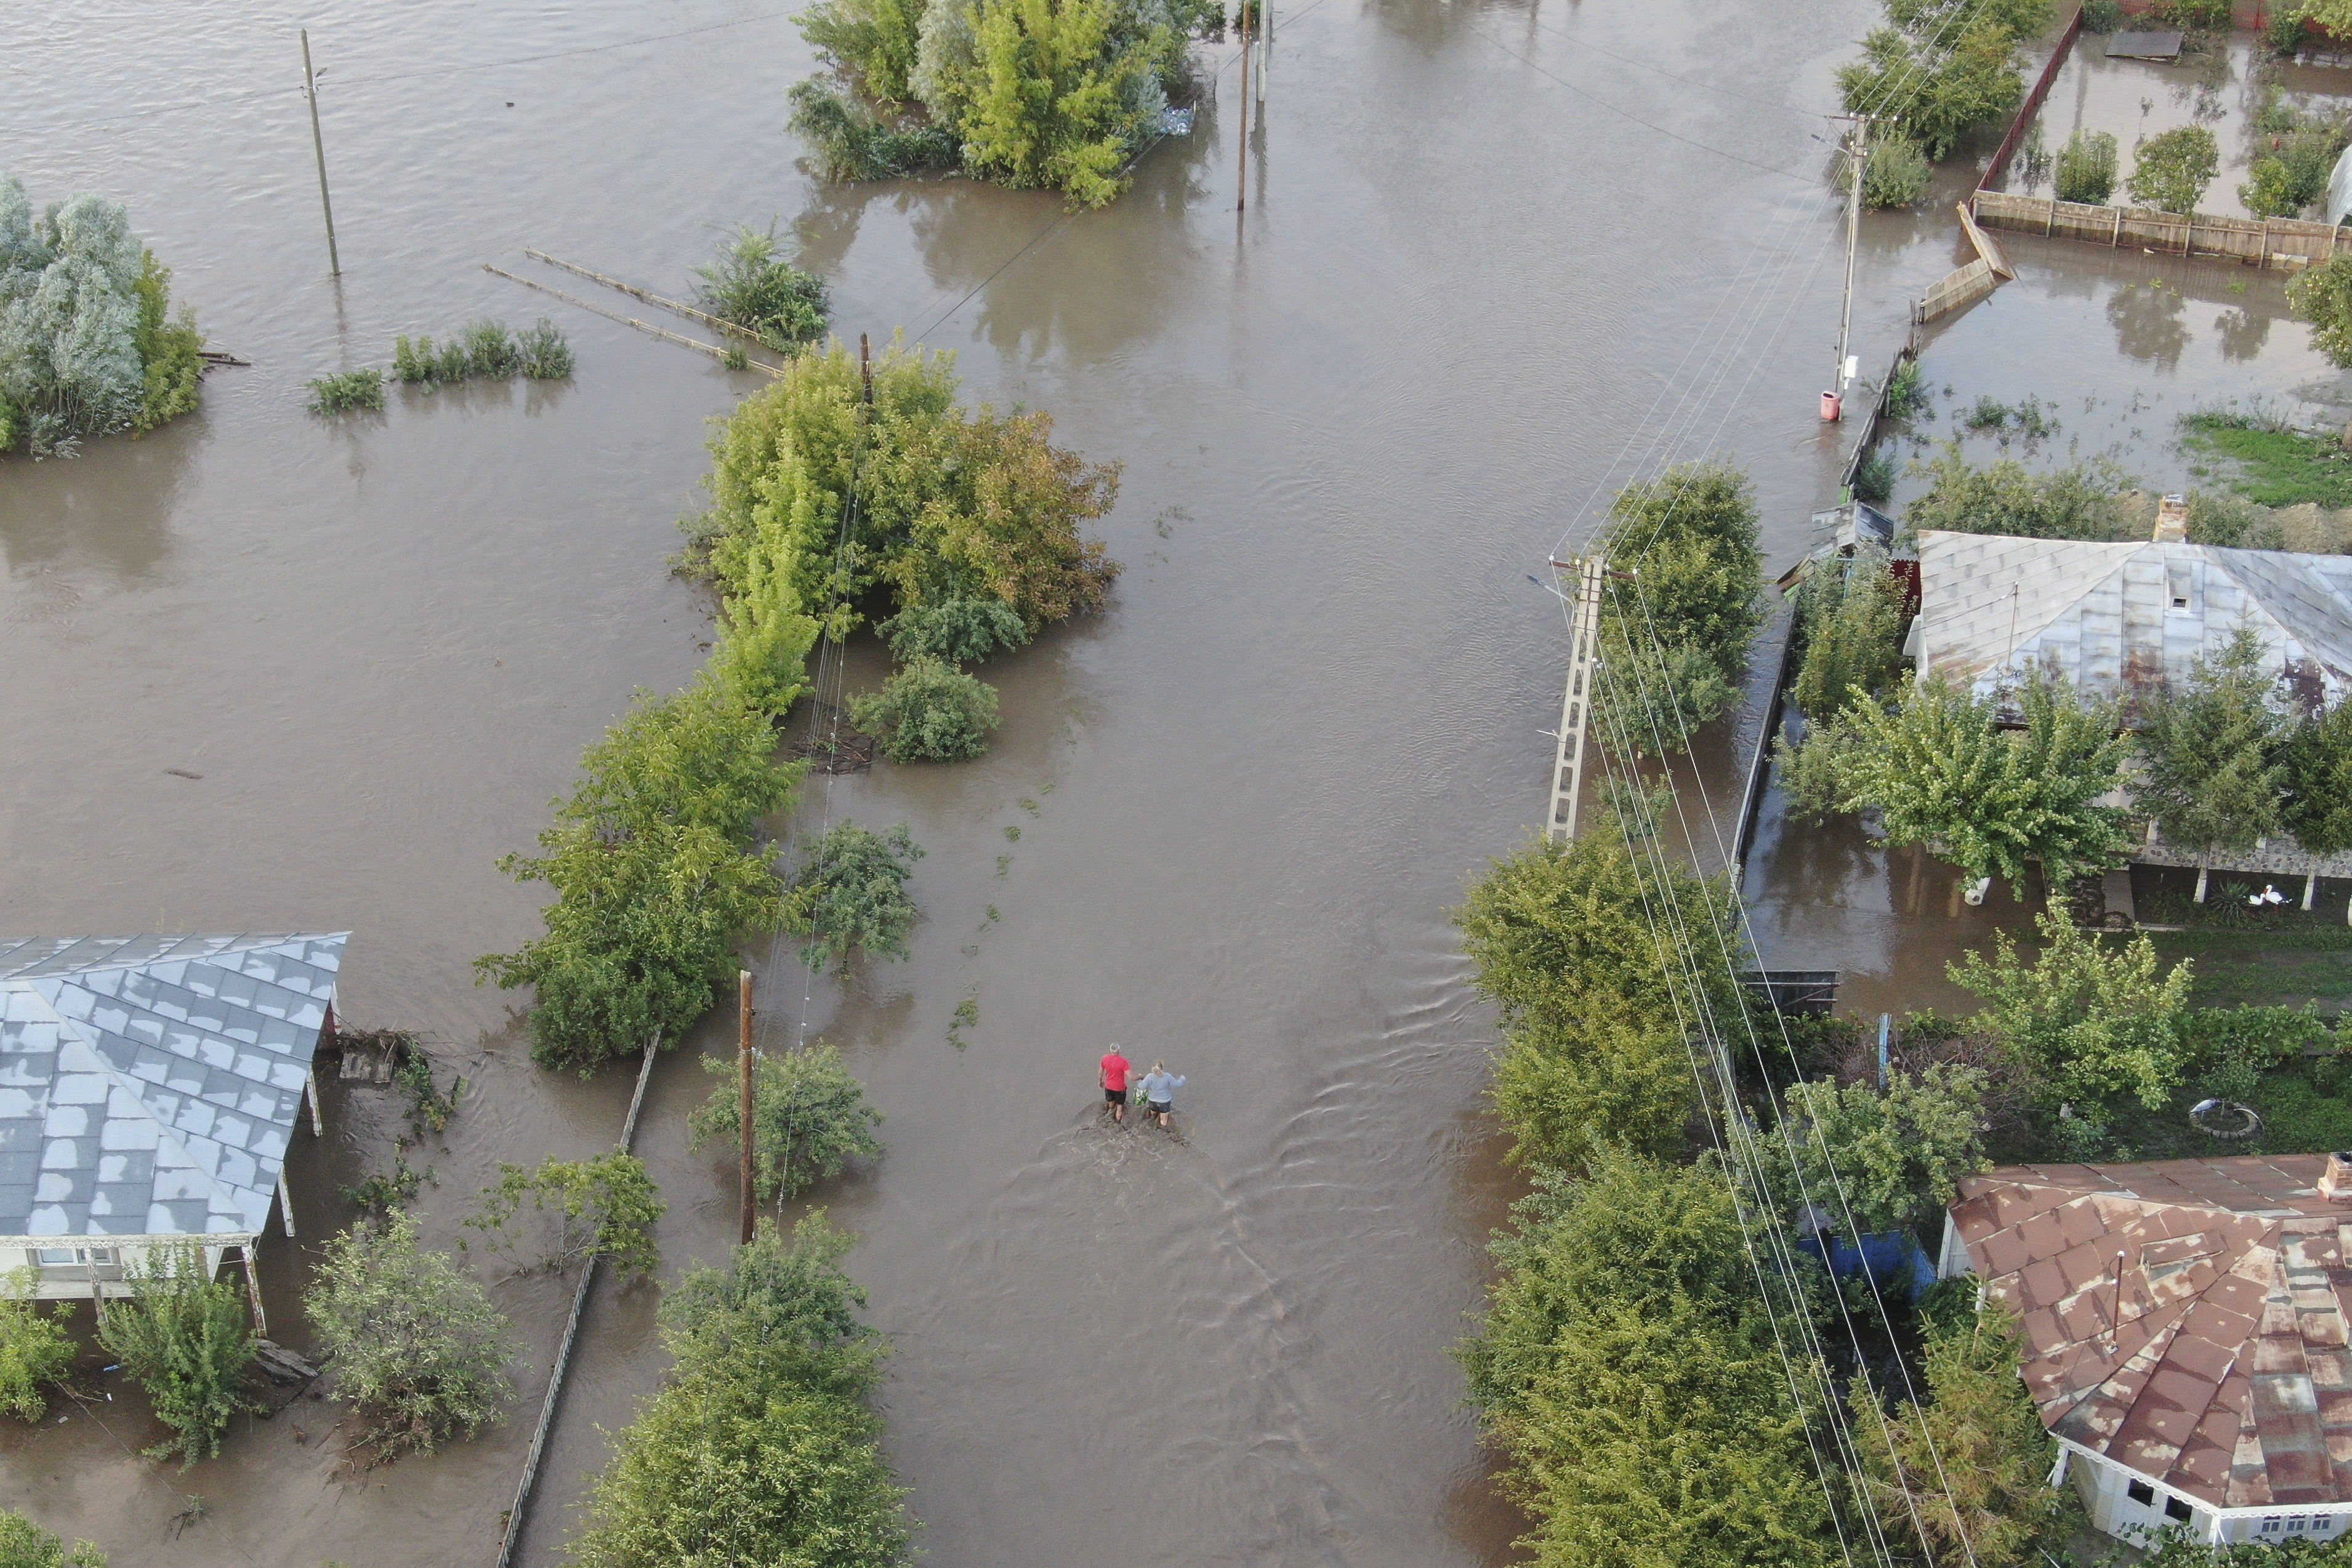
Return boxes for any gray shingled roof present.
[1915,531,2352,714]
[0,934,346,1242]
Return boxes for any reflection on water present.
[0,413,199,584]
[2108,278,2191,372]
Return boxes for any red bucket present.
[1821,390,1841,422]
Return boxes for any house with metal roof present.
[1912,531,2352,719]
[1941,1153,2352,1548]
[0,933,344,1302]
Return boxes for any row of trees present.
[786,0,1216,207]
[1836,0,2047,207]
[1,174,204,457]
[1450,825,2070,1565]
[481,337,1117,1071]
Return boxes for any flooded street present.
[4,2,2313,1564]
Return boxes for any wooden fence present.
[1979,4,2085,194]
[1969,189,2352,267]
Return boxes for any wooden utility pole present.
[860,331,873,402]
[300,30,340,277]
[1236,6,1251,212]
[1829,114,1876,416]
[738,970,756,1246]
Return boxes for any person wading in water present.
[1099,1045,1132,1123]
[1138,1061,1186,1129]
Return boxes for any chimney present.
[2154,493,2189,544]
[2320,1152,2352,1202]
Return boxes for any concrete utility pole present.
[738,970,756,1245]
[1827,114,1876,419]
[300,29,340,276]
[1257,0,1270,105]
[1236,6,1251,212]
[1544,557,1606,843]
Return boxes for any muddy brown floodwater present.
[8,3,2313,1566]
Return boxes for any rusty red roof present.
[1953,1156,2352,1510]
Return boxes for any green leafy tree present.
[466,1152,666,1279]
[1457,1154,1837,1568]
[784,821,925,973]
[2290,252,2352,369]
[1595,460,1766,755]
[308,1211,518,1460]
[0,1510,105,1568]
[688,1044,885,1203]
[2241,124,2346,219]
[938,0,1177,207]
[1837,23,2024,161]
[2127,124,2220,215]
[693,224,830,351]
[1789,545,1910,724]
[1454,830,1742,1167]
[95,1244,257,1467]
[475,672,805,1072]
[2286,696,2352,854]
[571,1216,912,1568]
[1950,909,2194,1110]
[130,251,202,432]
[1861,135,1932,209]
[1827,668,2130,892]
[1851,1297,2058,1566]
[798,0,928,100]
[2053,129,2119,204]
[850,655,1001,762]
[1906,446,2128,540]
[0,1272,75,1421]
[2140,1534,2352,1565]
[1762,1065,1990,1237]
[2135,624,2290,856]
[878,595,1031,664]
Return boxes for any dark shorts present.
[1148,1100,1173,1115]
[1105,1087,1127,1104]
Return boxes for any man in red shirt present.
[1098,1045,1131,1123]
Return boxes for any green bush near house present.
[0,1272,75,1422]
[95,1244,257,1467]
[2127,125,2220,215]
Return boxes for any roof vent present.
[2320,1152,2352,1202]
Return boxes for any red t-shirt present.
[1100,1053,1130,1092]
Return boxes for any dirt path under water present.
[7,2,2310,1564]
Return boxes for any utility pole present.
[860,331,873,402]
[1257,0,1270,105]
[738,970,755,1246]
[300,29,340,277]
[1236,5,1251,212]
[1827,114,1874,420]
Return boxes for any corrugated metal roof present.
[1954,1156,2352,1510]
[1915,532,2352,715]
[0,934,345,1242]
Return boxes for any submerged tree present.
[308,1211,518,1461]
[0,175,204,456]
[850,655,1000,762]
[2289,253,2352,369]
[1819,667,2130,893]
[0,1271,75,1422]
[465,1152,666,1279]
[1593,459,1766,756]
[1905,446,2129,541]
[2127,124,2221,215]
[693,224,830,352]
[2135,624,2289,856]
[1837,20,2025,161]
[688,1043,885,1203]
[1788,545,1910,725]
[0,1510,105,1568]
[1761,1066,1991,1237]
[784,821,925,972]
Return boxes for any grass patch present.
[305,368,384,416]
[2109,1059,2352,1159]
[2149,933,2352,1010]
[2178,411,2352,507]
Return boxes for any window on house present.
[2289,1518,2310,1532]
[2167,565,2193,611]
[2263,1518,2284,1534]
[2127,1481,2156,1506]
[2166,1497,2196,1524]
[31,1247,116,1266]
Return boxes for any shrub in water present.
[783,821,924,973]
[693,224,830,351]
[687,1043,884,1202]
[96,1244,257,1466]
[1851,449,1896,505]
[878,595,1030,664]
[0,175,204,455]
[850,654,1001,762]
[306,367,385,416]
[0,1510,105,1568]
[2127,124,2220,215]
[308,1210,517,1460]
[0,1271,75,1421]
[2081,0,2122,30]
[390,319,566,387]
[466,1152,665,1279]
[1860,135,1933,209]
[515,317,572,379]
[786,81,962,183]
[2053,129,2118,204]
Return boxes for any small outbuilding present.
[1942,1153,2352,1548]
[0,933,345,1301]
